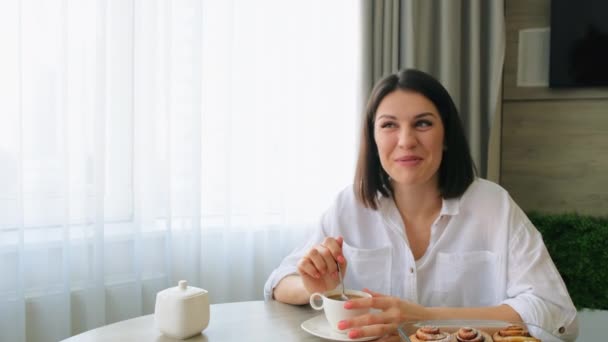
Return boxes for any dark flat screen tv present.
[549,0,608,88]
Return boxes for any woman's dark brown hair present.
[354,69,476,209]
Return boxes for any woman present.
[263,69,578,341]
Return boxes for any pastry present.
[453,327,493,341]
[492,325,541,342]
[409,326,455,342]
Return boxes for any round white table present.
[61,300,326,341]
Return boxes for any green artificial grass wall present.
[528,212,608,310]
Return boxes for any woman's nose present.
[398,128,418,149]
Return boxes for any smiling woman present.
[266,69,578,342]
[0,1,362,341]
[373,90,445,190]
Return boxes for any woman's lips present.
[394,156,423,166]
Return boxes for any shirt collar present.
[440,196,460,217]
[378,191,461,222]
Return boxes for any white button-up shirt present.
[264,179,578,341]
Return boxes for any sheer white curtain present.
[0,0,362,341]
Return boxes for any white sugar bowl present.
[154,280,210,339]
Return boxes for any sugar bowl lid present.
[158,280,207,300]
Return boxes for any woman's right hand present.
[297,236,347,295]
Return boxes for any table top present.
[61,300,327,342]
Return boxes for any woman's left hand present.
[337,289,430,340]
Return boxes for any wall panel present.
[501,0,608,215]
[502,100,608,214]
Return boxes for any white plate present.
[301,314,379,342]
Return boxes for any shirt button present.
[558,327,565,334]
[409,267,414,274]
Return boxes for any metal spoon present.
[336,261,349,301]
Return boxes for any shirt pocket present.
[431,250,498,307]
[342,242,392,294]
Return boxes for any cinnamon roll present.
[492,325,540,342]
[453,327,493,342]
[409,326,455,342]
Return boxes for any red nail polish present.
[337,320,348,330]
[343,301,353,309]
[348,330,360,339]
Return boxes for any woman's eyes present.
[380,122,396,128]
[415,120,433,128]
[378,119,433,129]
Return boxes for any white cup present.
[309,289,371,333]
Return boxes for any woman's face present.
[373,89,445,189]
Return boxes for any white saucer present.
[301,314,379,341]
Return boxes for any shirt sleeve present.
[263,215,331,301]
[501,208,578,341]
